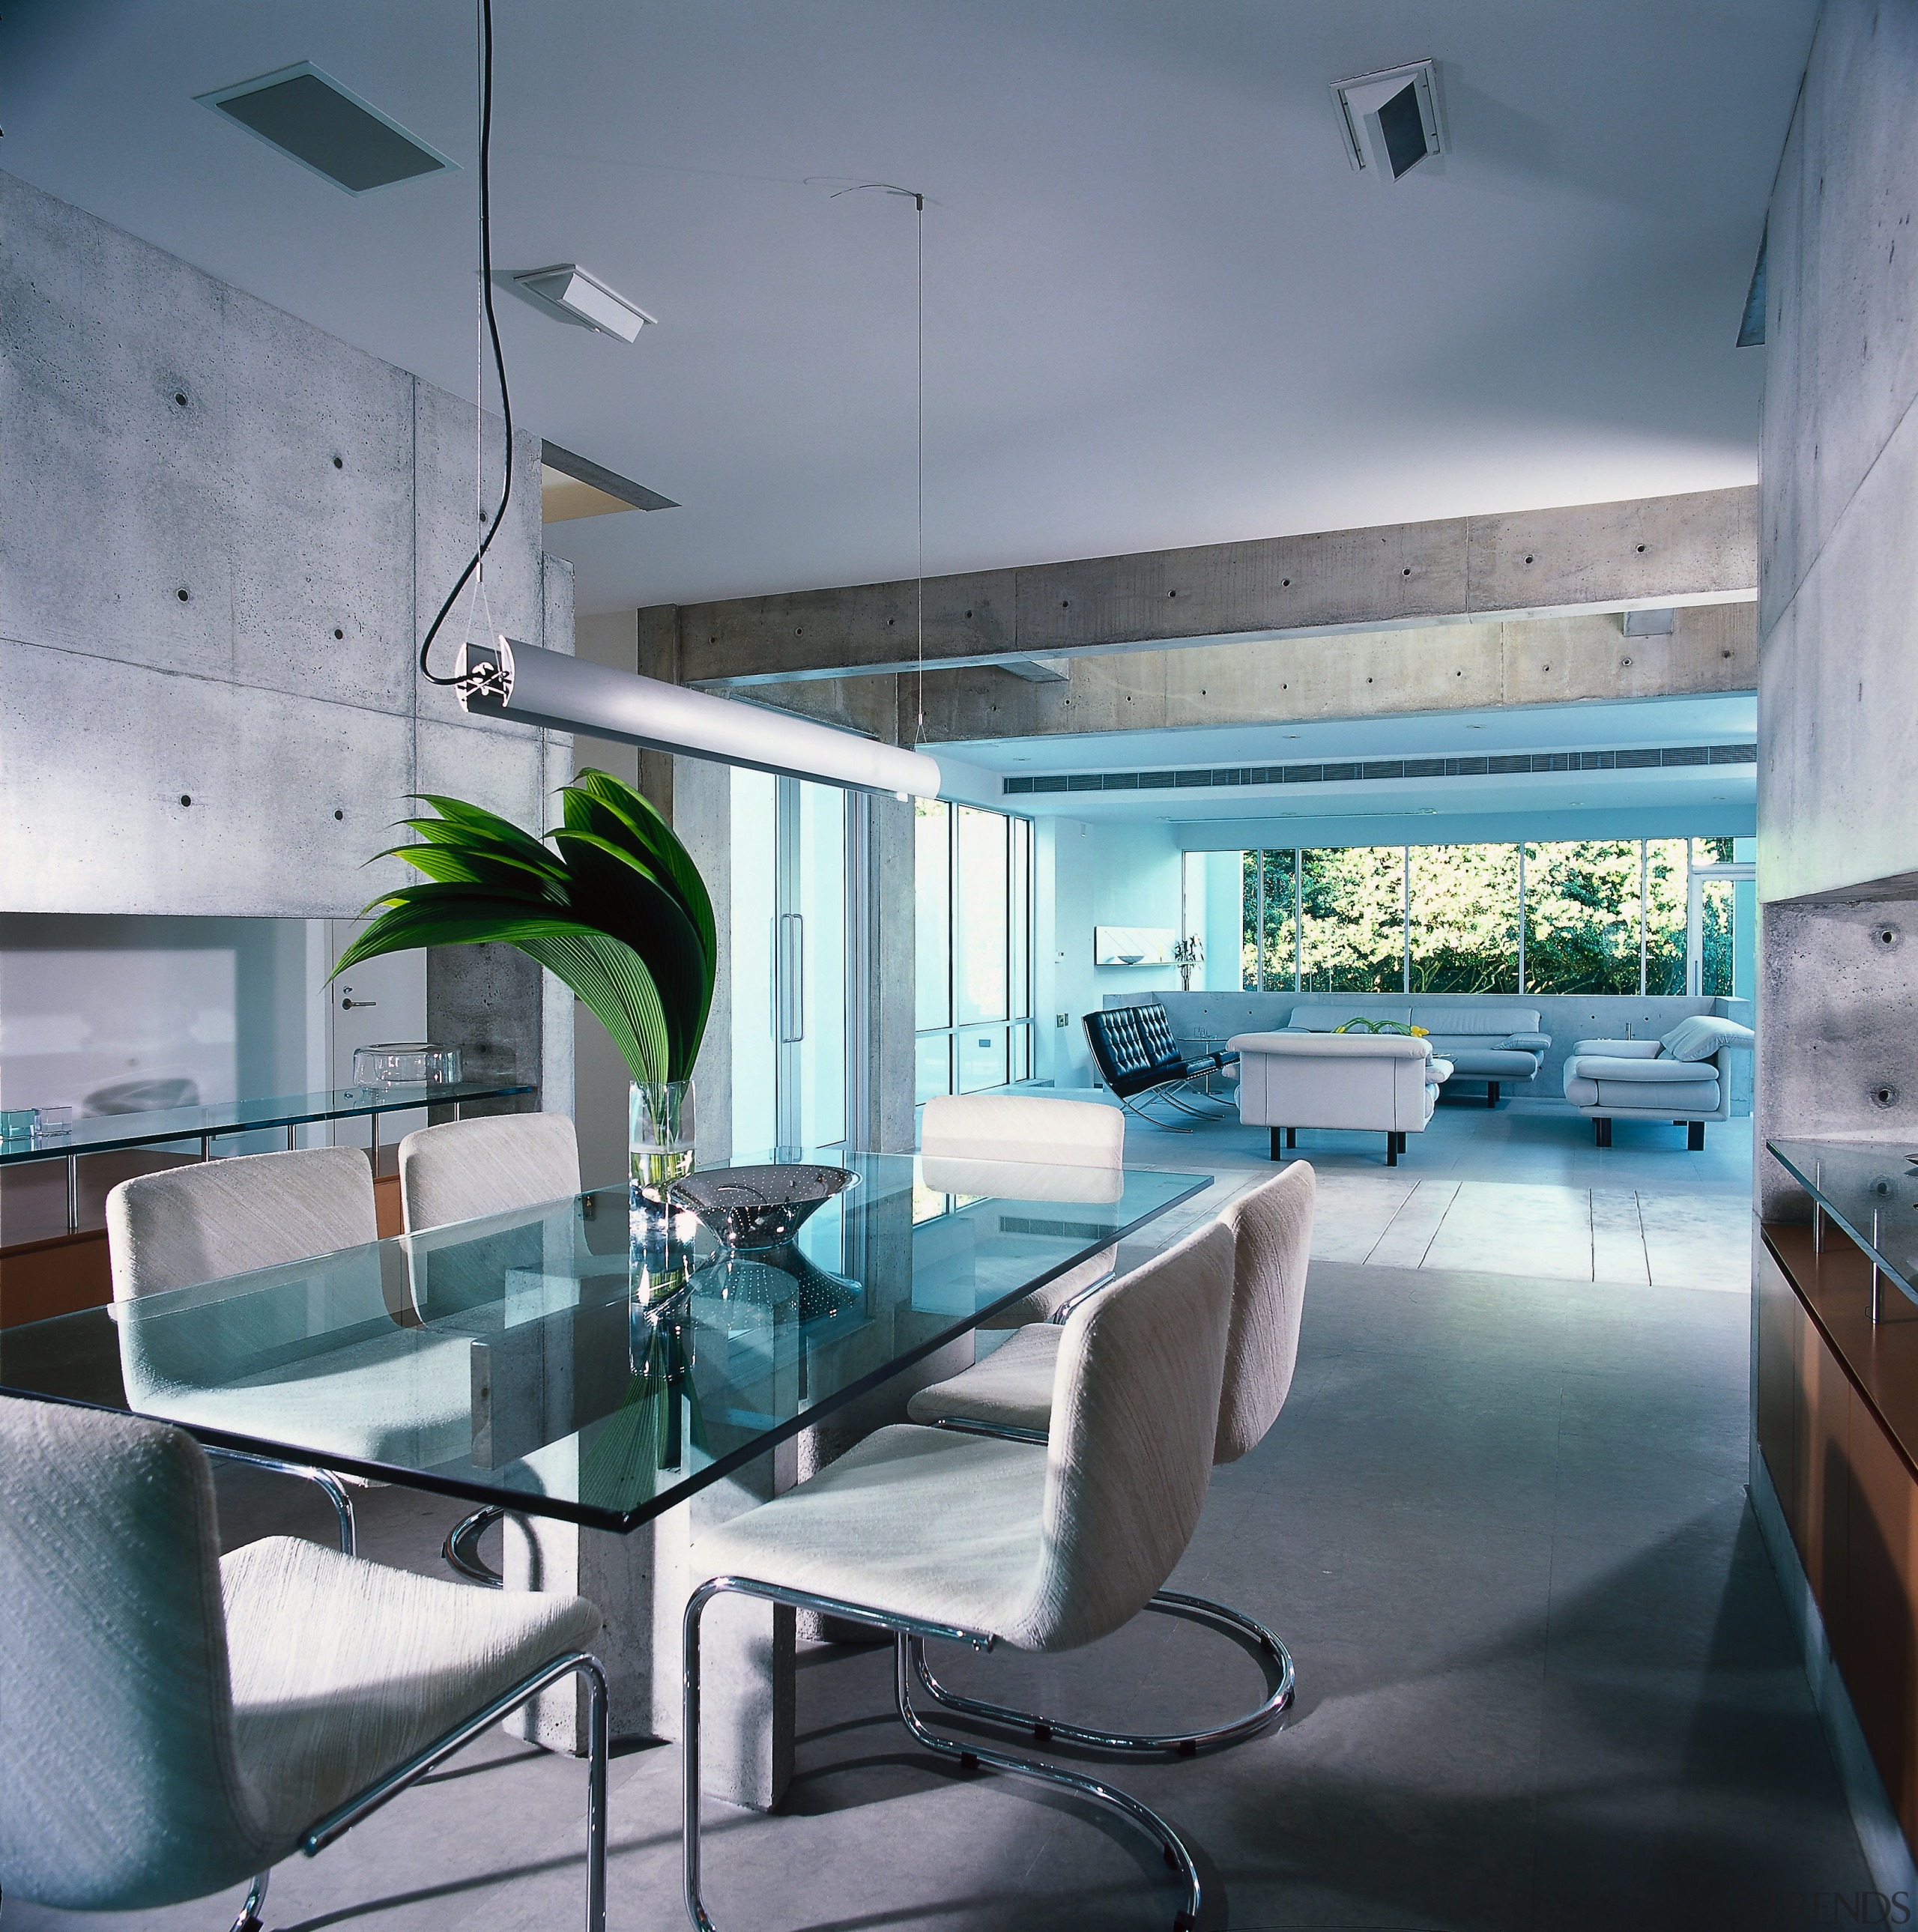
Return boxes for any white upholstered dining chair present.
[397,1110,583,1234]
[904,1160,1316,1755]
[106,1145,393,1554]
[106,1147,475,1523]
[0,1395,608,1932]
[397,1112,585,1586]
[919,1091,1125,1327]
[682,1216,1236,1932]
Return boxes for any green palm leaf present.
[330,769,716,1087]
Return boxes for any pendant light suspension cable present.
[420,0,513,686]
[831,181,927,747]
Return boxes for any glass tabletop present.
[0,1081,538,1166]
[0,1149,1209,1532]
[1767,1138,1918,1312]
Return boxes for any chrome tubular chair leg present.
[208,1447,356,1556]
[1116,1092,1194,1133]
[1047,1266,1119,1323]
[444,1503,506,1587]
[229,1870,268,1932]
[685,1578,1194,1932]
[897,1635,1201,1932]
[910,1586,1294,1757]
[302,1650,607,1932]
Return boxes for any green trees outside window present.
[1239,837,1733,996]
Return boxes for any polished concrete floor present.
[13,1183,1875,1932]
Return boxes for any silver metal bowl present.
[667,1163,859,1250]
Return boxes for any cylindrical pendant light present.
[459,635,941,799]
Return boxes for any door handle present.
[790,912,804,1043]
[340,998,378,1010]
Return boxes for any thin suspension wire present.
[829,181,926,746]
[914,190,924,748]
[420,0,514,686]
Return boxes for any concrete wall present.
[1758,1,1918,906]
[1758,0,1918,1216]
[0,170,574,1113]
[1119,990,1753,1113]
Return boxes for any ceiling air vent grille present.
[198,64,455,195]
[1001,742,1755,797]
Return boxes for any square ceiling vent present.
[1331,61,1444,181]
[197,63,456,194]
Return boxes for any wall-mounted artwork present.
[1094,926,1176,966]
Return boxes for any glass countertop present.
[0,1150,1209,1532]
[1766,1139,1918,1312]
[0,1081,537,1166]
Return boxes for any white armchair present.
[1561,1014,1755,1148]
[1230,1030,1453,1166]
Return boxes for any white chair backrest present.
[0,1396,266,1909]
[922,1092,1124,1170]
[1215,1163,1315,1464]
[106,1147,377,1300]
[1011,1218,1235,1652]
[397,1112,581,1233]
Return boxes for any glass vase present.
[630,1077,695,1207]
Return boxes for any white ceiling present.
[4,1,1811,617]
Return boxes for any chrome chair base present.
[910,1587,1294,1757]
[209,1448,355,1557]
[444,1503,506,1587]
[229,1870,267,1932]
[229,1650,606,1932]
[683,1575,1201,1932]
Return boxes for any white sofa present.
[1561,1014,1756,1149]
[1282,1002,1549,1103]
[1230,1030,1453,1166]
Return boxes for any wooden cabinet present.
[1758,1226,1918,1849]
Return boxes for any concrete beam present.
[752,604,1756,747]
[676,488,1755,687]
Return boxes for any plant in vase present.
[330,766,716,1207]
[1172,932,1203,993]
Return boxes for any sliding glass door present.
[731,771,853,1157]
[914,801,1033,1102]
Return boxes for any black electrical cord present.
[420,0,513,686]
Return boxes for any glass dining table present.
[0,1148,1211,1534]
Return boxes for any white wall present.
[1037,816,1184,1087]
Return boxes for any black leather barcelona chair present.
[1083,1003,1240,1127]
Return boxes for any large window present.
[916,802,1034,1101]
[1237,838,1742,996]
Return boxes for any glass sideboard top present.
[1765,1138,1918,1312]
[0,1148,1210,1533]
[0,1081,537,1166]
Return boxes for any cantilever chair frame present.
[1082,1007,1238,1133]
[683,1575,1202,1932]
[919,1414,1294,1757]
[230,1648,608,1932]
[214,1447,357,1556]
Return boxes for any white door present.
[320,920,427,1167]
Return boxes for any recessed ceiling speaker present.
[1330,61,1444,181]
[196,63,454,194]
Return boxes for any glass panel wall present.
[1301,847,1406,992]
[1224,836,1744,997]
[1643,838,1689,995]
[916,800,1034,1101]
[1522,842,1642,994]
[1235,850,1298,989]
[1409,844,1519,993]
